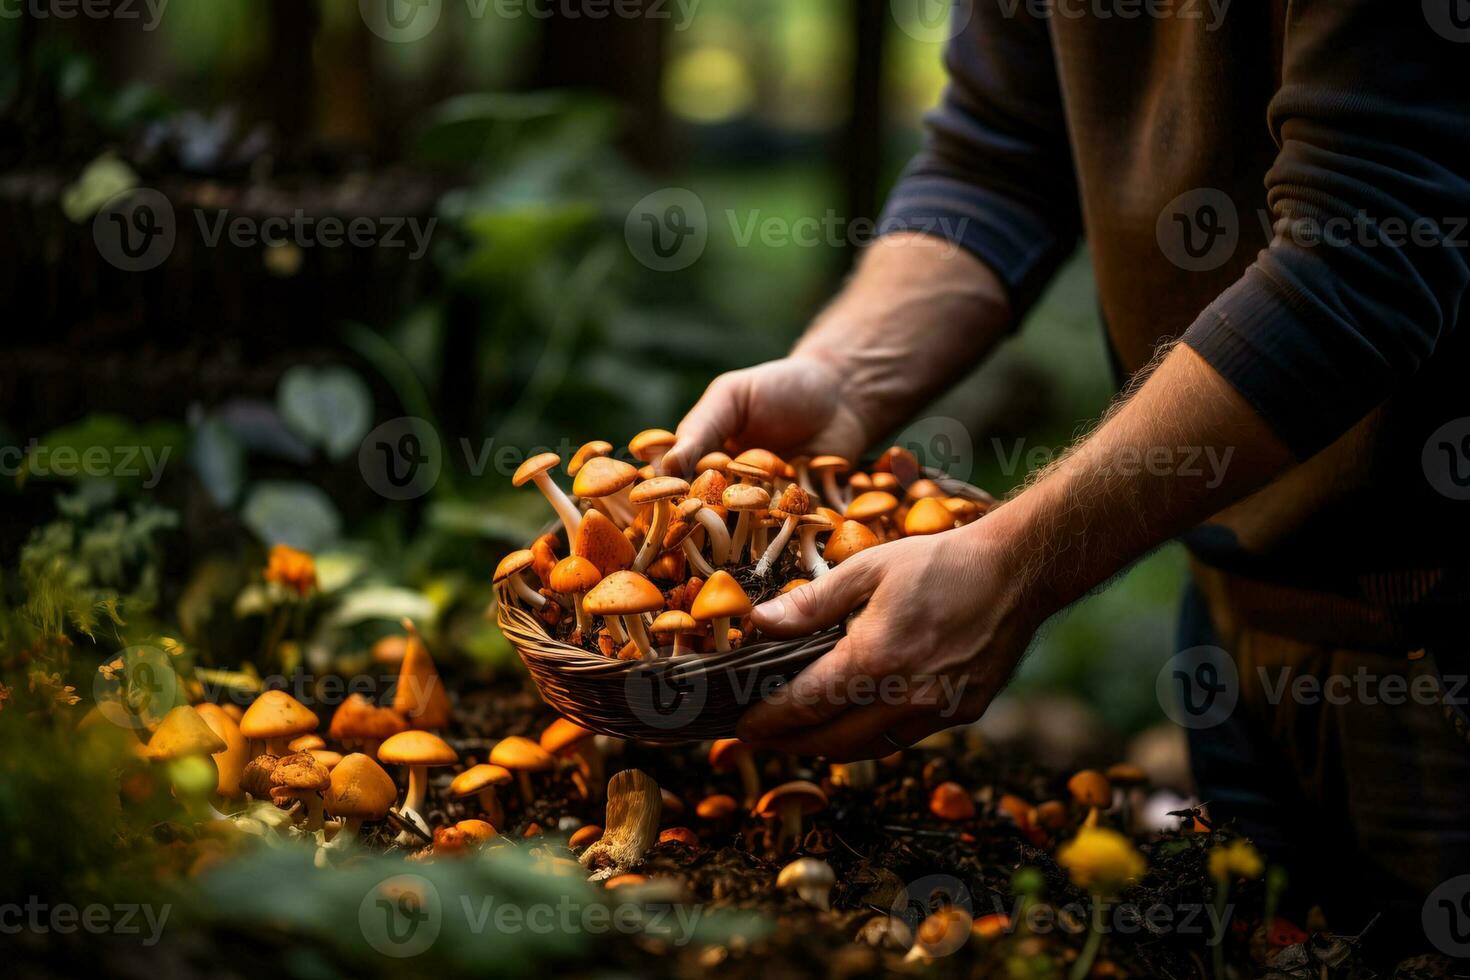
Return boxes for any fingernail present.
[754,598,790,629]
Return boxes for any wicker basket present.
[497,471,994,741]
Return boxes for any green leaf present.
[190,415,246,507]
[277,365,373,461]
[240,481,342,552]
[60,153,138,222]
[327,586,435,628]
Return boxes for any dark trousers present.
[1179,580,1470,958]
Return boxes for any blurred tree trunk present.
[840,0,887,267]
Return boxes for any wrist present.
[960,497,1065,632]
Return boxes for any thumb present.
[661,375,745,478]
[752,554,882,638]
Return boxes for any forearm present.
[986,344,1293,620]
[790,233,1013,446]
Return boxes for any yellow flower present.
[1057,827,1146,894]
[264,544,317,596]
[1208,840,1264,883]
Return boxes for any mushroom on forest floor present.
[755,780,827,852]
[378,729,459,845]
[239,690,318,757]
[194,703,249,804]
[541,718,605,800]
[777,857,836,910]
[147,705,229,821]
[450,764,512,827]
[490,735,554,806]
[392,619,451,731]
[328,693,407,757]
[580,768,662,880]
[709,738,760,807]
[270,752,332,832]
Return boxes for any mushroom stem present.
[692,508,731,565]
[798,526,831,577]
[571,592,594,637]
[299,794,325,833]
[265,737,290,756]
[532,472,583,539]
[515,769,533,805]
[624,615,655,660]
[777,798,802,851]
[573,746,606,801]
[712,616,732,653]
[754,516,799,578]
[404,764,429,817]
[609,489,637,527]
[510,574,547,609]
[751,524,770,559]
[820,470,846,510]
[736,756,761,808]
[682,538,717,578]
[604,615,627,645]
[729,511,753,565]
[476,788,504,827]
[632,500,672,573]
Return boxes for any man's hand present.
[736,514,1040,761]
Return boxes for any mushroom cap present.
[755,780,828,818]
[550,556,603,594]
[872,445,920,477]
[372,634,409,665]
[906,478,945,500]
[512,452,562,487]
[271,751,331,791]
[659,826,699,847]
[490,735,554,772]
[845,491,900,522]
[540,717,595,755]
[707,737,752,770]
[945,497,983,522]
[451,763,513,797]
[494,549,536,583]
[904,497,956,536]
[721,483,770,512]
[195,703,250,798]
[568,440,614,476]
[239,690,319,741]
[569,824,604,849]
[661,515,698,551]
[688,469,729,506]
[328,693,408,741]
[1104,763,1148,787]
[650,610,698,635]
[815,506,846,526]
[378,730,458,767]
[629,476,690,506]
[870,472,902,493]
[147,705,228,761]
[848,472,873,492]
[455,819,498,842]
[807,454,850,475]
[929,781,976,821]
[574,509,637,576]
[777,856,836,891]
[584,570,665,616]
[773,484,811,518]
[629,429,677,462]
[325,753,396,819]
[797,514,834,533]
[727,449,782,482]
[1068,769,1113,807]
[311,749,343,770]
[289,733,326,753]
[392,622,452,730]
[696,794,739,820]
[824,520,879,563]
[695,451,731,473]
[573,456,638,498]
[690,571,753,622]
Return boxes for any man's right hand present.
[661,355,872,478]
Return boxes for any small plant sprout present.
[377,729,459,845]
[550,556,603,637]
[691,572,753,653]
[540,717,605,799]
[580,768,662,879]
[239,690,318,757]
[709,738,761,806]
[490,735,555,805]
[722,483,771,565]
[270,752,332,832]
[573,456,640,527]
[450,764,512,827]
[629,476,690,573]
[777,857,836,910]
[495,550,547,610]
[513,452,583,539]
[754,484,811,578]
[392,618,451,730]
[584,570,664,659]
[322,753,395,848]
[755,780,827,852]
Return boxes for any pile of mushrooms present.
[502,434,992,658]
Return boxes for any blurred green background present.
[0,0,1183,740]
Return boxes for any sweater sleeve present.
[1181,0,1470,458]
[878,0,1082,319]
